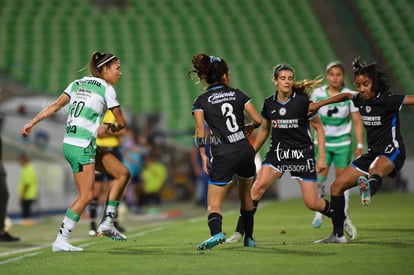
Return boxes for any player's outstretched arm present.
[308,92,353,116]
[21,93,70,137]
[403,95,414,105]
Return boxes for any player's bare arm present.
[403,95,414,105]
[244,101,262,137]
[308,92,353,115]
[21,93,70,137]
[310,116,327,173]
[106,107,126,132]
[253,119,270,153]
[193,109,210,174]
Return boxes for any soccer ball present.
[4,216,13,231]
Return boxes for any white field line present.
[0,245,49,258]
[0,202,272,263]
[0,237,91,258]
[79,241,99,248]
[0,227,164,265]
[127,226,164,238]
[0,252,42,265]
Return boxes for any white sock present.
[102,205,117,225]
[55,217,77,242]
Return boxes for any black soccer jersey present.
[352,92,406,150]
[192,84,251,154]
[261,91,314,150]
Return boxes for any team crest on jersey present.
[365,106,372,113]
[279,107,287,116]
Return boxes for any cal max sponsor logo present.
[275,142,304,161]
[208,91,236,104]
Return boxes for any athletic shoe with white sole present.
[226,232,243,243]
[358,176,371,205]
[97,223,127,240]
[311,212,323,228]
[314,233,347,244]
[196,232,226,251]
[244,237,256,247]
[88,229,97,237]
[52,240,83,252]
[344,218,357,240]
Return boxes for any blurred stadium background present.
[0,0,413,216]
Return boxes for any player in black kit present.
[311,58,414,243]
[228,64,331,243]
[190,53,262,250]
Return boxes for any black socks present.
[235,200,259,235]
[331,195,345,237]
[369,174,382,195]
[321,199,333,218]
[235,215,245,234]
[208,213,222,236]
[240,209,254,239]
[253,200,259,213]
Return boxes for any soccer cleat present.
[344,218,357,240]
[314,233,347,244]
[52,241,83,252]
[0,232,20,242]
[311,212,323,228]
[358,176,371,205]
[196,232,226,251]
[97,223,127,241]
[226,232,243,243]
[244,237,256,247]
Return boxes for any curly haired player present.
[190,53,262,250]
[311,58,414,243]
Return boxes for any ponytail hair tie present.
[210,55,221,63]
[352,57,363,71]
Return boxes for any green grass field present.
[1,193,413,275]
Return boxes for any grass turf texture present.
[1,193,413,274]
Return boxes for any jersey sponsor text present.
[227,130,245,143]
[361,115,382,126]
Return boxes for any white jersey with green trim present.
[62,76,120,148]
[310,85,357,147]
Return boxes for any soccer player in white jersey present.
[309,61,363,240]
[21,51,130,252]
